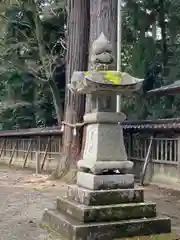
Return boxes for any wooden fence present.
[0,127,62,173]
[0,126,179,183]
[127,135,178,163]
[124,133,180,183]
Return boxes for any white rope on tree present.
[60,121,86,136]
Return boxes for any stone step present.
[76,172,135,190]
[56,197,156,223]
[66,185,144,206]
[42,209,171,240]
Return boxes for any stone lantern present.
[42,33,171,240]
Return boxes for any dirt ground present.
[0,165,179,240]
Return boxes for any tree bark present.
[158,0,167,67]
[48,79,63,125]
[59,0,90,178]
[86,0,118,112]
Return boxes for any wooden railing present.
[0,126,179,179]
[0,127,62,172]
[125,135,178,165]
[124,133,180,182]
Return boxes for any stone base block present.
[83,112,126,124]
[57,196,156,223]
[42,209,171,240]
[76,172,134,190]
[77,160,133,174]
[66,185,144,206]
[82,123,128,168]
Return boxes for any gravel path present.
[0,166,65,240]
[144,185,180,234]
[0,165,179,240]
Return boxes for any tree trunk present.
[86,0,118,112]
[158,0,167,67]
[48,79,63,125]
[58,0,90,178]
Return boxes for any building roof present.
[0,126,62,137]
[123,118,180,130]
[0,118,180,137]
[148,80,180,95]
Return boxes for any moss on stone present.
[115,233,179,240]
[83,71,122,84]
[57,197,156,223]
[40,223,66,240]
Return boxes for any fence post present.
[140,136,153,185]
[23,139,33,168]
[36,151,41,175]
[41,137,51,170]
[177,137,180,181]
[0,138,6,160]
[127,133,132,159]
[9,141,17,166]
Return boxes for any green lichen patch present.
[57,196,156,223]
[83,71,122,84]
[67,185,144,206]
[40,223,66,240]
[115,233,179,239]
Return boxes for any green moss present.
[115,233,179,239]
[40,223,174,240]
[83,71,122,84]
[40,223,66,240]
[104,71,122,84]
[84,203,156,222]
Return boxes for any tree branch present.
[31,0,49,80]
[0,14,32,29]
